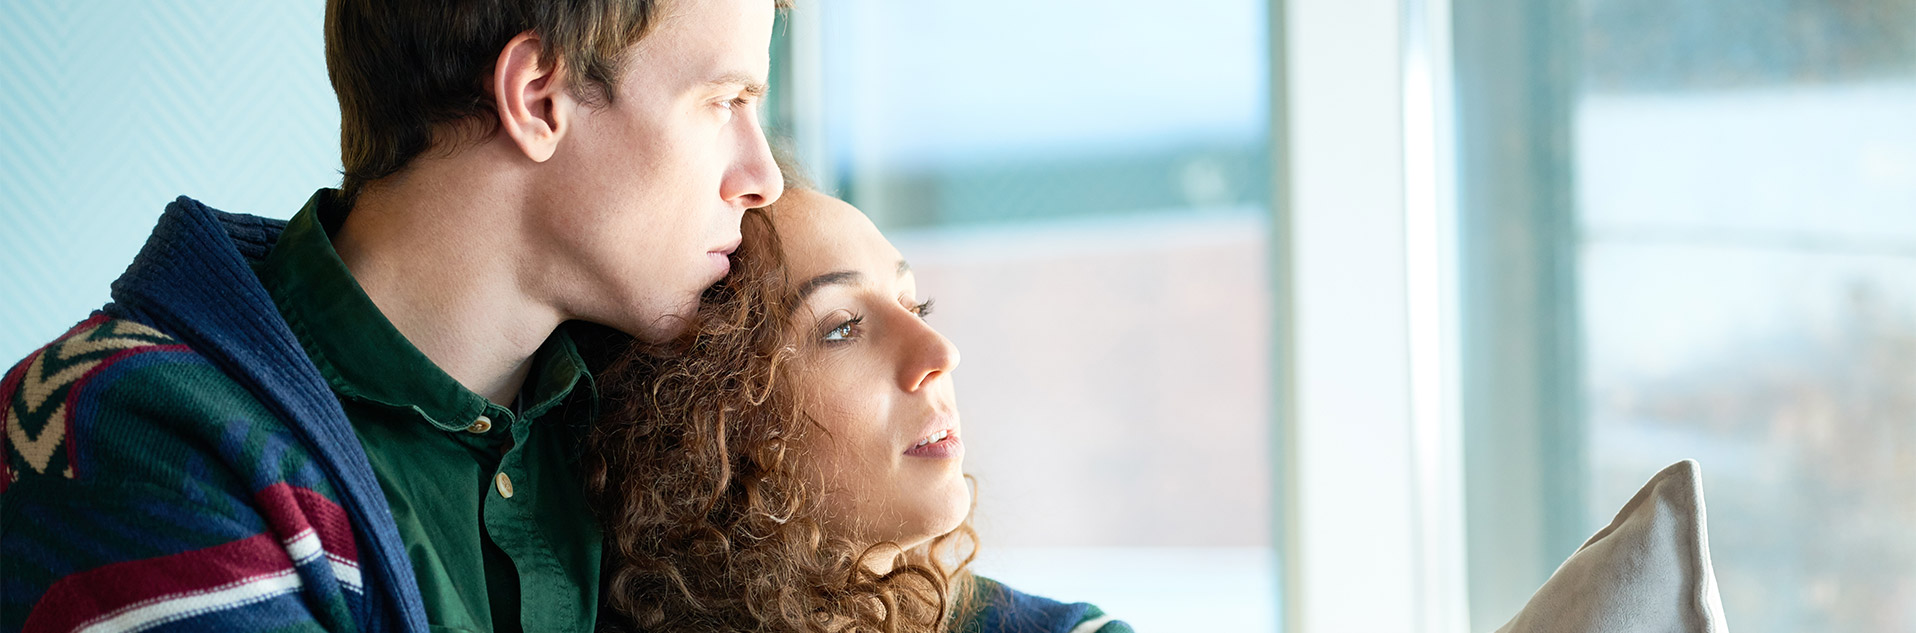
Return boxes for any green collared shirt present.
[256,189,601,633]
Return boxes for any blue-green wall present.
[0,1,339,360]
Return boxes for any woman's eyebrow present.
[796,262,909,302]
[797,270,863,301]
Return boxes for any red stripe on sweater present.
[22,532,294,633]
[253,482,359,563]
[0,315,111,494]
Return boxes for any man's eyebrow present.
[796,270,863,302]
[705,72,768,97]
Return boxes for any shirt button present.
[466,416,492,434]
[495,472,515,499]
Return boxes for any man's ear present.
[492,31,572,163]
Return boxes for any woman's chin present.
[923,473,975,538]
[880,475,973,551]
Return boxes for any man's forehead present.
[623,0,773,82]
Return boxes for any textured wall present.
[0,1,339,360]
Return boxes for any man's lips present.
[706,237,741,279]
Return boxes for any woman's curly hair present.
[583,201,980,633]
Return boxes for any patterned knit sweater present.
[963,577,1133,633]
[0,198,429,633]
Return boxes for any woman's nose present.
[901,313,960,393]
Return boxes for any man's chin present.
[622,300,701,346]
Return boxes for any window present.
[769,2,1279,629]
[1579,2,1916,629]
[1459,0,1916,630]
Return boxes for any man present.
[0,1,783,631]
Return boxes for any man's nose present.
[723,116,784,210]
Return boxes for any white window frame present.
[1269,0,1470,631]
[778,1,1483,630]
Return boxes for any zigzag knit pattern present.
[0,315,365,633]
[1,316,183,487]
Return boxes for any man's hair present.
[324,0,667,204]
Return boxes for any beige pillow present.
[1495,459,1729,633]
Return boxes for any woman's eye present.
[911,298,937,319]
[822,316,863,343]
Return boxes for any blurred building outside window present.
[1460,0,1916,631]
[768,1,1281,630]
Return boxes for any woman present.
[583,186,1132,633]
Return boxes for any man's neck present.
[332,157,562,407]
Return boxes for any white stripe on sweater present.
[283,528,362,593]
[1069,615,1117,633]
[76,569,303,633]
[329,554,363,592]
[282,529,322,565]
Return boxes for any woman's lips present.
[904,430,962,459]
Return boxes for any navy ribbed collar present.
[103,195,428,633]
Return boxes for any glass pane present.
[807,0,1277,629]
[817,0,1270,229]
[1578,0,1916,629]
[1583,244,1916,631]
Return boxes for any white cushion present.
[1494,459,1729,633]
